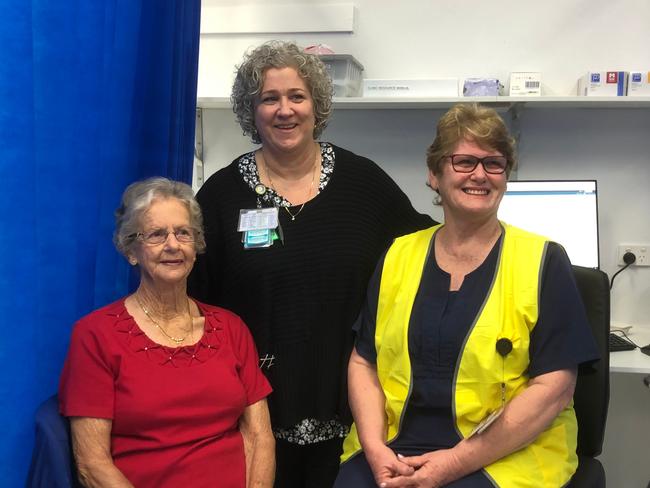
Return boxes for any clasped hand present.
[370,446,460,488]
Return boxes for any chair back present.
[571,265,610,457]
[26,395,79,488]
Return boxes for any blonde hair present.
[426,103,516,177]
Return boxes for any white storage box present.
[627,71,650,96]
[318,54,364,97]
[509,72,541,96]
[363,79,458,97]
[578,71,628,96]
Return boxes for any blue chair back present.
[26,395,80,488]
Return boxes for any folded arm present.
[69,417,134,488]
[383,367,578,488]
[239,398,275,488]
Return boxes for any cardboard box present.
[363,79,458,97]
[627,71,650,96]
[509,72,541,96]
[578,71,628,96]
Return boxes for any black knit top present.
[188,144,434,429]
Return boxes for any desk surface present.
[609,326,650,374]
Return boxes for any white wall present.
[197,1,650,485]
[199,0,650,98]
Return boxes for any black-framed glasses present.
[134,227,197,245]
[446,154,508,174]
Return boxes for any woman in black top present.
[188,40,433,487]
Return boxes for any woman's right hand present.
[347,348,414,485]
[365,443,414,486]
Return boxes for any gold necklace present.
[262,150,320,221]
[134,294,192,344]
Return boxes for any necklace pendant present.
[291,216,295,221]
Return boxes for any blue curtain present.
[0,0,201,484]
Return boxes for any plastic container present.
[319,54,364,97]
[463,78,502,96]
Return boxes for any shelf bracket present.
[194,108,204,188]
[507,102,525,179]
[507,102,524,145]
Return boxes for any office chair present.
[25,395,80,488]
[567,265,610,488]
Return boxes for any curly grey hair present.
[113,177,206,258]
[231,40,334,144]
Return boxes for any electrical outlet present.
[617,244,649,266]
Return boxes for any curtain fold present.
[0,1,201,484]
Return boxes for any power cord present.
[610,251,636,290]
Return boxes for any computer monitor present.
[497,180,599,268]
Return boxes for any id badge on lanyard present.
[237,207,280,249]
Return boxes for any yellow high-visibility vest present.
[342,223,578,488]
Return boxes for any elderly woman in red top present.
[59,177,274,487]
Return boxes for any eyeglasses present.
[446,154,508,174]
[134,227,197,246]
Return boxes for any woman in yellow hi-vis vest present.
[334,104,599,488]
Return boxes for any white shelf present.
[198,97,231,109]
[197,96,650,110]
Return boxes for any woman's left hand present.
[379,450,461,488]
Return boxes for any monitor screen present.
[497,180,599,268]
